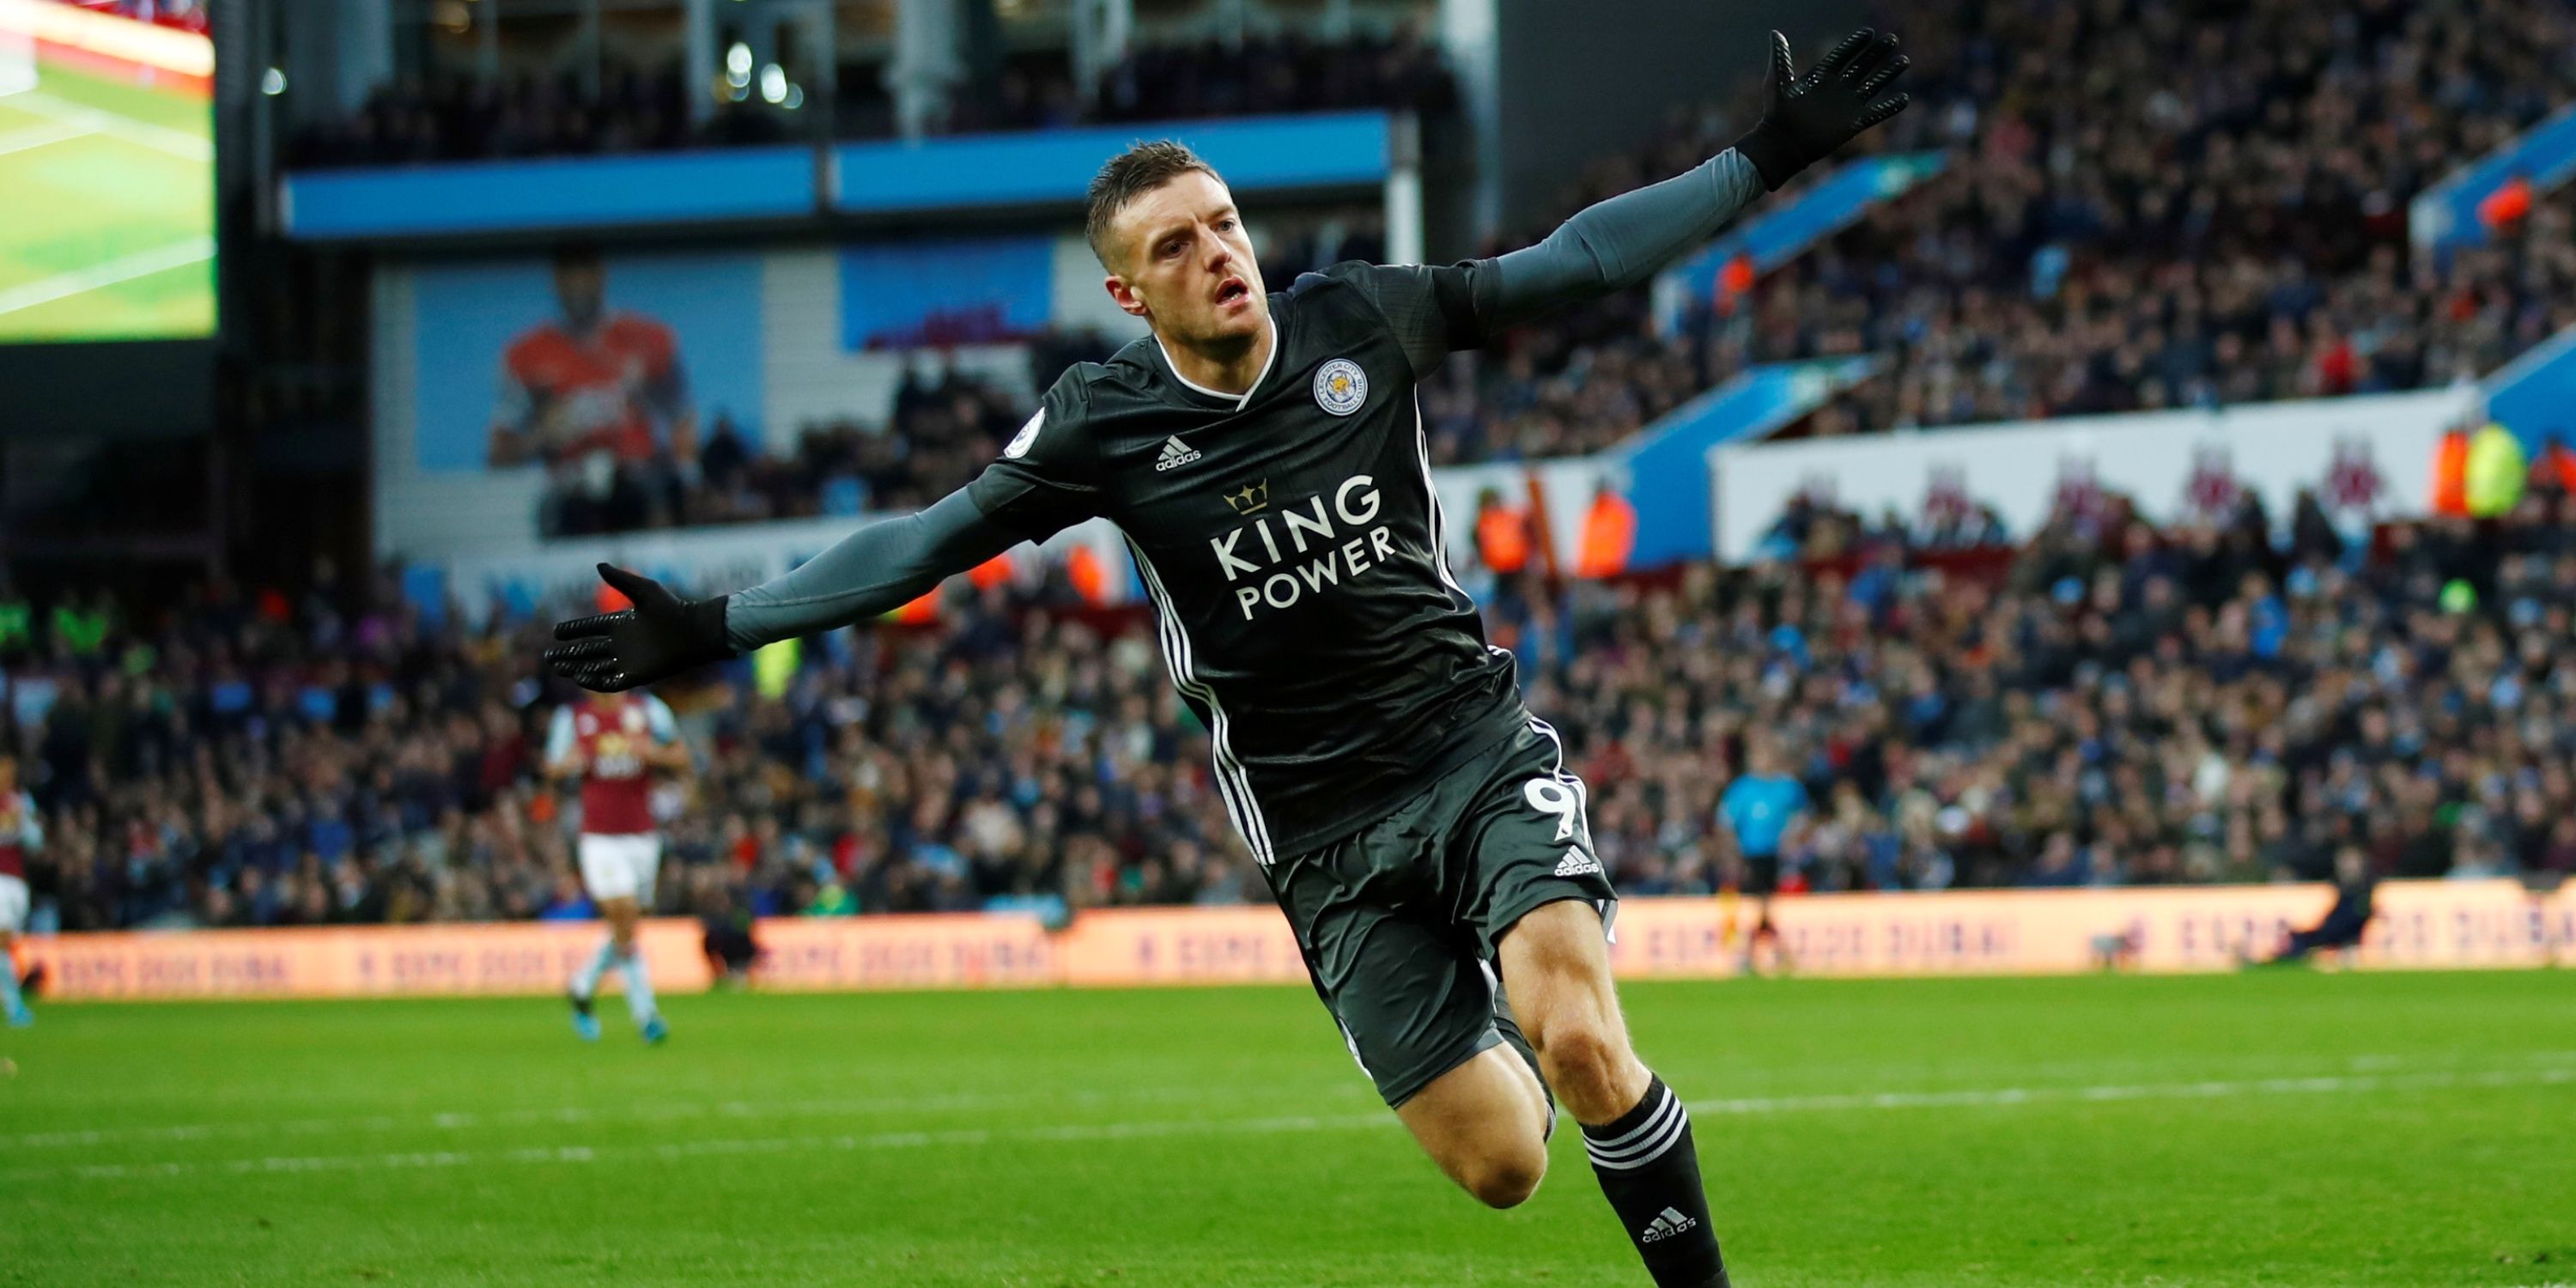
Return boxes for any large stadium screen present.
[0,0,213,343]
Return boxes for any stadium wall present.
[285,112,1394,240]
[23,879,2570,1002]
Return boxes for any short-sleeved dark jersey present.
[967,261,1523,862]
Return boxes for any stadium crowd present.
[1700,0,2576,434]
[27,0,2576,932]
[289,29,1455,167]
[542,362,1054,538]
[9,454,2576,933]
[423,0,2576,530]
[1421,0,2576,458]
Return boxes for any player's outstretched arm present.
[544,488,1020,692]
[1734,28,1912,191]
[1485,27,1908,328]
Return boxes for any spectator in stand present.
[9,448,2576,934]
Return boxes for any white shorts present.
[0,873,26,934]
[577,834,661,906]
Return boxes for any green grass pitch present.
[0,61,213,343]
[2,970,2569,1286]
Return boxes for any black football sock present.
[1582,1074,1727,1288]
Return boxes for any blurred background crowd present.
[15,0,2576,935]
[486,0,2576,545]
[1713,0,2576,435]
[289,27,1456,165]
[11,446,2576,934]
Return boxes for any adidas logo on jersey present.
[1639,1206,1698,1243]
[1554,847,1602,878]
[1154,436,1202,471]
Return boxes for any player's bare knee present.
[1459,1142,1546,1209]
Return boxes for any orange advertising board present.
[26,920,714,1001]
[1056,905,1307,987]
[19,880,2571,1002]
[746,914,1056,992]
[1608,880,2576,979]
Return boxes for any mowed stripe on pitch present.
[13,1046,2573,1152]
[17,1047,2572,1152]
[0,88,210,160]
[0,234,212,318]
[6,1062,2567,1185]
[0,118,88,157]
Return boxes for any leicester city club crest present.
[1313,358,1367,416]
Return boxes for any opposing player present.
[546,29,1906,1285]
[547,688,689,1043]
[0,755,39,1028]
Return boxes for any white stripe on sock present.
[1587,1095,1689,1170]
[1588,1110,1688,1170]
[1583,1084,1677,1151]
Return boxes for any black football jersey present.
[966,261,1527,862]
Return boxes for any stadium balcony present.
[286,29,1455,169]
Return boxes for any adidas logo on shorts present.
[1554,847,1601,878]
[1640,1206,1698,1243]
[1154,436,1202,471]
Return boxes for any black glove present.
[544,563,734,692]
[1733,27,1912,191]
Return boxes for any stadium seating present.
[25,0,2576,933]
[541,363,1045,538]
[1416,0,2576,457]
[295,0,2576,535]
[11,455,2576,931]
[290,30,1456,168]
[1710,0,2576,434]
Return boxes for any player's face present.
[555,260,606,330]
[1104,172,1267,349]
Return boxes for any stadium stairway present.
[1615,355,1878,566]
[2411,99,2576,254]
[2482,317,2576,452]
[1649,150,1948,337]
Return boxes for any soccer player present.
[547,689,689,1042]
[546,30,1906,1285]
[0,755,38,1028]
[487,242,697,470]
[2248,846,2379,967]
